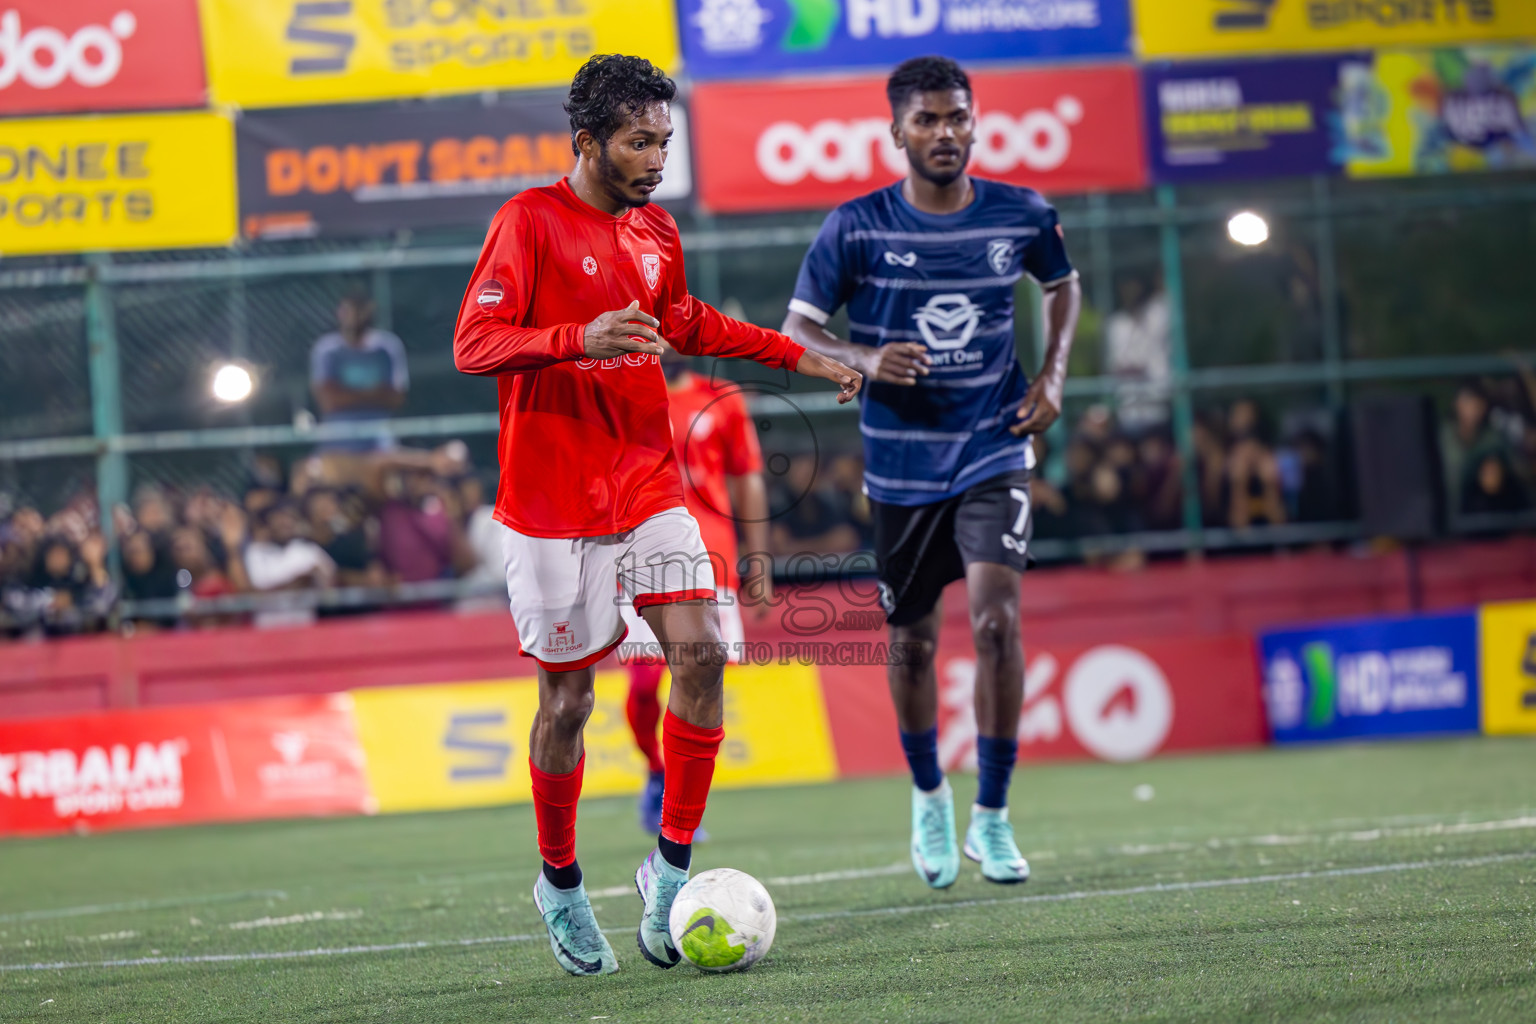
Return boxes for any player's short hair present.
[565,54,677,156]
[886,56,972,118]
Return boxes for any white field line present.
[227,911,363,931]
[0,891,288,925]
[1110,814,1536,857]
[789,850,1536,922]
[588,861,911,899]
[4,850,1532,973]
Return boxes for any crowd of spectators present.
[0,444,502,640]
[9,369,1536,639]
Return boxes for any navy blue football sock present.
[899,727,943,792]
[975,735,1018,810]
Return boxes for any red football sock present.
[626,659,667,776]
[529,754,584,868]
[660,710,723,845]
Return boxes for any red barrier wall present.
[3,537,1534,722]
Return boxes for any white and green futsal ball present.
[668,868,777,972]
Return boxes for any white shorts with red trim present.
[498,507,717,672]
[621,586,745,663]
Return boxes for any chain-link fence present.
[2,174,1535,634]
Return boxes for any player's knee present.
[670,653,724,697]
[543,686,595,733]
[969,602,1019,657]
[890,624,938,673]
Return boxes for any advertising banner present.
[351,664,837,815]
[1341,47,1536,179]
[0,0,206,116]
[1259,611,1480,743]
[238,97,691,239]
[0,111,236,256]
[198,0,679,109]
[0,695,371,836]
[1478,600,1536,735]
[677,0,1131,80]
[1135,0,1536,59]
[819,632,1266,775]
[693,65,1146,213]
[1143,56,1354,183]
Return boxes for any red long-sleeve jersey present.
[454,178,805,538]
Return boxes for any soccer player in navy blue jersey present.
[783,55,1081,887]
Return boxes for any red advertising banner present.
[693,66,1147,213]
[0,694,370,836]
[820,631,1265,776]
[0,1,206,116]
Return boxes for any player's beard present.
[596,147,657,210]
[909,139,972,189]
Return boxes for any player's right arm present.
[781,207,931,387]
[454,201,663,376]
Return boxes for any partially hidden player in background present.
[622,343,773,836]
[453,54,861,976]
[782,56,1081,888]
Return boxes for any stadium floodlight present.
[1227,210,1270,247]
[211,362,254,403]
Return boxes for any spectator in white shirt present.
[1103,274,1172,436]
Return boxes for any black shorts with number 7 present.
[871,469,1033,628]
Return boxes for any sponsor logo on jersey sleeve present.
[475,280,505,309]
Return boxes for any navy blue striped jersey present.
[789,178,1075,507]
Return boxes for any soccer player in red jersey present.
[621,344,773,836]
[453,54,861,976]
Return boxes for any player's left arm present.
[659,232,863,404]
[1013,213,1083,437]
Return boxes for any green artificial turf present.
[3,737,1535,1023]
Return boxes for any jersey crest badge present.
[642,253,662,289]
[986,239,1014,276]
[582,256,598,276]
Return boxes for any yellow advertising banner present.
[198,0,680,109]
[1343,47,1536,178]
[0,111,235,256]
[351,664,838,815]
[1478,601,1536,735]
[1135,0,1536,58]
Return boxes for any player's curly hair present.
[886,56,972,118]
[565,54,677,156]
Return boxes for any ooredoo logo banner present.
[0,1,205,115]
[692,66,1146,213]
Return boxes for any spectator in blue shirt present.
[309,292,409,451]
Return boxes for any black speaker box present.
[1349,393,1444,540]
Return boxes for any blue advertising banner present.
[1259,611,1480,744]
[1143,56,1353,183]
[677,0,1132,80]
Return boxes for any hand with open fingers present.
[584,300,664,360]
[865,342,932,385]
[798,350,864,404]
[1011,377,1062,436]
